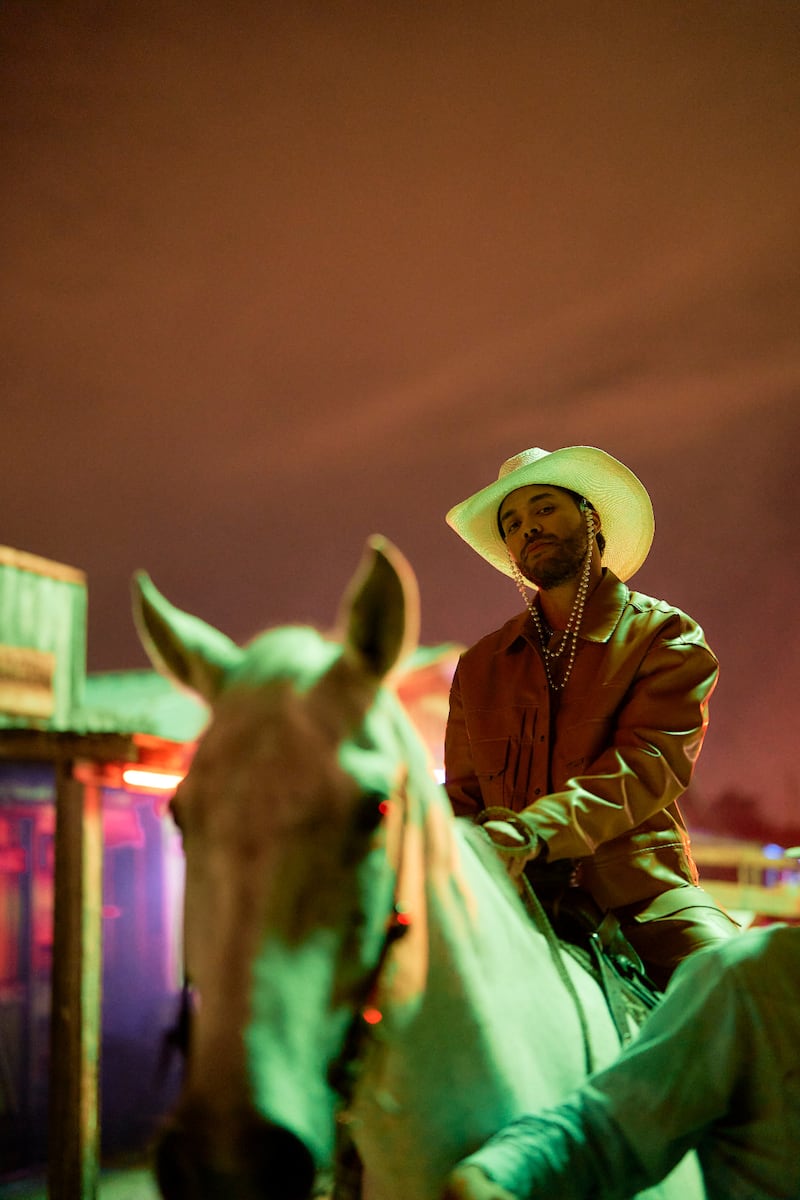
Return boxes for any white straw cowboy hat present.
[446,446,655,584]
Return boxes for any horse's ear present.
[339,536,420,680]
[132,571,243,702]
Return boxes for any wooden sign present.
[0,643,56,718]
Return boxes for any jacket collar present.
[498,568,629,651]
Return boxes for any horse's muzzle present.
[155,1109,316,1200]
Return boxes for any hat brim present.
[446,445,654,584]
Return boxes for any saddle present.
[523,859,662,1038]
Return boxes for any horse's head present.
[133,537,425,1199]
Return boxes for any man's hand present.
[481,817,540,882]
[441,1164,519,1200]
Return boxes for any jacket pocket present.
[471,738,509,808]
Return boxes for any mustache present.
[523,535,557,557]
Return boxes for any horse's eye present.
[356,792,388,834]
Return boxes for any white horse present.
[134,537,703,1200]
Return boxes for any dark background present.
[2,1,798,834]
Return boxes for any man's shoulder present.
[626,587,690,621]
[624,587,711,648]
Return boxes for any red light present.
[396,910,411,926]
[362,1006,383,1025]
[379,800,390,815]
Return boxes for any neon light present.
[122,768,184,791]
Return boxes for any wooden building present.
[0,547,205,1198]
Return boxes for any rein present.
[473,806,596,1073]
[474,806,649,1068]
[518,875,597,1074]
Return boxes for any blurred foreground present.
[1,1163,160,1200]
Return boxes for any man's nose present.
[523,519,541,540]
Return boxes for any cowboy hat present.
[446,445,654,584]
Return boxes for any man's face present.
[498,484,590,590]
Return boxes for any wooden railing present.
[692,836,800,920]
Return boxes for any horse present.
[133,536,704,1200]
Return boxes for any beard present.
[519,525,590,590]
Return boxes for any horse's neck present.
[418,818,601,1086]
[353,806,622,1199]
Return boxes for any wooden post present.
[47,758,103,1200]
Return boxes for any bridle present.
[326,769,412,1111]
[318,770,413,1200]
[158,770,412,1199]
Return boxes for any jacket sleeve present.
[458,942,745,1197]
[523,630,718,861]
[444,661,484,819]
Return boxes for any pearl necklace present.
[507,510,594,691]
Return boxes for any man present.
[444,445,737,986]
[441,923,800,1200]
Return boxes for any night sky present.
[2,2,799,827]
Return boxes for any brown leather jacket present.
[445,570,719,911]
